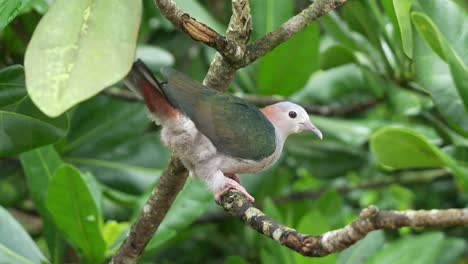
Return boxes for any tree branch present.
[111,158,188,263]
[220,190,468,257]
[153,0,245,63]
[195,170,451,224]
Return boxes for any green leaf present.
[411,12,446,61]
[0,244,35,264]
[46,164,105,263]
[338,230,385,264]
[251,0,293,40]
[24,0,142,117]
[225,256,249,264]
[0,206,47,264]
[64,96,169,194]
[413,0,468,133]
[258,24,319,96]
[0,97,69,157]
[19,146,64,260]
[0,0,30,31]
[320,44,356,70]
[291,64,376,105]
[364,232,445,264]
[443,40,468,113]
[433,237,467,264]
[20,146,62,217]
[393,0,414,58]
[102,220,128,256]
[370,127,468,190]
[0,65,27,107]
[371,127,446,168]
[145,179,212,250]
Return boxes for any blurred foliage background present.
[0,0,467,263]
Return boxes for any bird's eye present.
[288,111,297,118]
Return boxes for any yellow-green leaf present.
[25,0,141,117]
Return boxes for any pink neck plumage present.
[260,105,289,144]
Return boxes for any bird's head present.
[261,101,323,140]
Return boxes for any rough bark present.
[220,190,468,256]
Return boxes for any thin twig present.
[220,190,468,257]
[153,0,244,62]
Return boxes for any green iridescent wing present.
[160,68,276,161]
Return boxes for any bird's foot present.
[224,173,241,184]
[214,178,255,203]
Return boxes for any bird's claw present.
[215,178,255,203]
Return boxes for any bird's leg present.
[214,177,255,203]
[224,173,241,184]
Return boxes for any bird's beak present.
[302,121,323,139]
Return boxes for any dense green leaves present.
[146,179,212,250]
[393,0,414,58]
[0,65,26,107]
[0,65,69,156]
[24,0,141,117]
[20,146,64,259]
[413,0,468,132]
[258,24,320,96]
[0,206,47,264]
[1,0,468,263]
[0,0,30,30]
[371,127,468,190]
[46,164,106,263]
[363,233,460,264]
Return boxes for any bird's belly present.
[159,116,281,176]
[219,151,280,174]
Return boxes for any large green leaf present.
[291,64,379,104]
[370,127,468,190]
[0,0,30,31]
[145,179,212,250]
[0,65,69,156]
[364,232,445,264]
[0,206,47,264]
[20,146,64,261]
[24,0,141,117]
[413,0,468,133]
[393,0,414,58]
[46,164,105,263]
[319,44,356,70]
[0,97,69,157]
[64,96,169,194]
[411,12,445,60]
[250,0,293,40]
[258,24,319,96]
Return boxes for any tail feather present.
[124,59,165,97]
[124,60,179,119]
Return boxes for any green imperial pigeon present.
[124,60,323,202]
